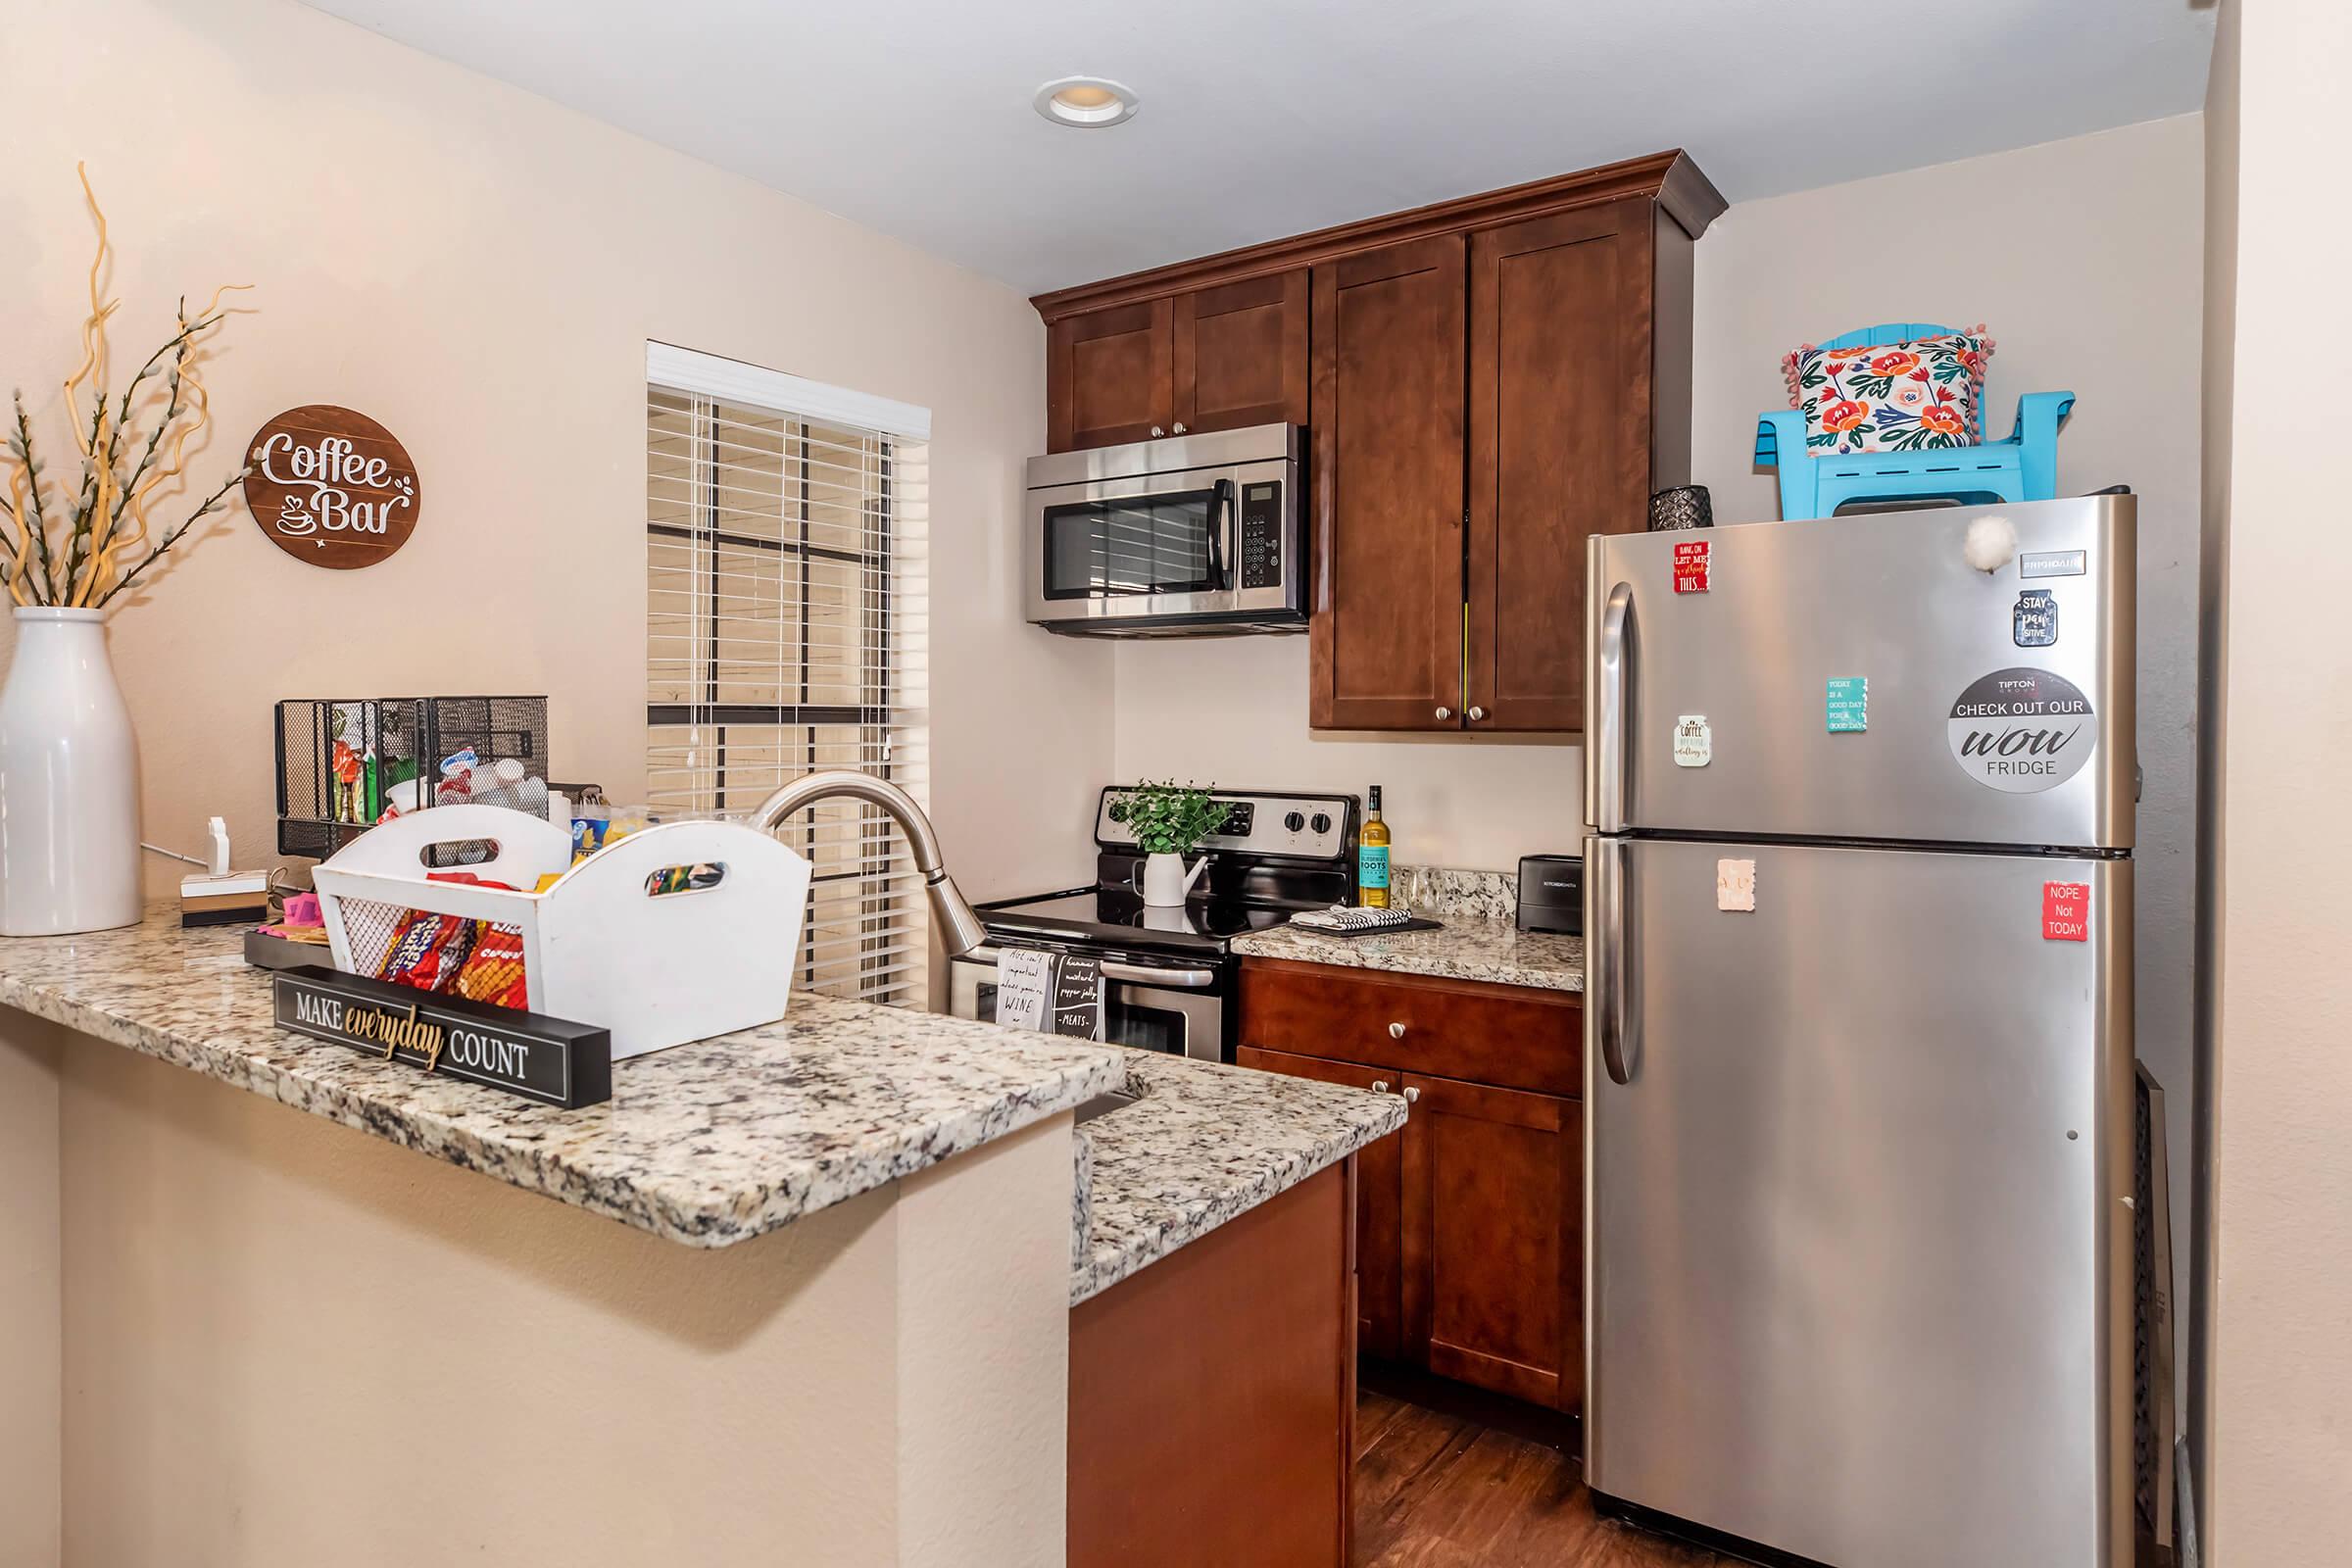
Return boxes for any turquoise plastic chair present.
[1755,322,2075,519]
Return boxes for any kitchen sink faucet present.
[751,770,989,1013]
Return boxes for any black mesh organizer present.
[274,697,552,859]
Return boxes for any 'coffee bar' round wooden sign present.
[241,405,419,568]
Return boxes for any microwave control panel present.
[1239,482,1284,589]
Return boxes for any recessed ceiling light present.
[1034,75,1139,128]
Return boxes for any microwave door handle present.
[1206,479,1233,590]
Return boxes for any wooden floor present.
[1354,1385,1738,1568]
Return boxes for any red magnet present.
[2042,882,2090,942]
[1672,538,1711,594]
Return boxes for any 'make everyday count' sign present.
[273,965,612,1107]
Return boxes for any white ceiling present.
[304,0,2215,296]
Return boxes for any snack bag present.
[451,923,530,1009]
[376,909,478,993]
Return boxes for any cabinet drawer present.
[1238,958,1581,1097]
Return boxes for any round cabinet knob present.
[1310,811,1332,834]
[1172,421,1188,434]
[1435,706,1452,720]
[1283,810,1306,833]
[1388,1021,1407,1039]
[1150,425,1165,437]
[1468,706,1488,721]
[1371,1079,1391,1094]
[1403,1086,1420,1104]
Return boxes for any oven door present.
[949,945,1226,1061]
[1024,459,1299,630]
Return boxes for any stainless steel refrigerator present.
[1582,495,2137,1568]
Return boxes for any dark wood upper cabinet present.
[1467,199,1657,731]
[1047,298,1171,452]
[1308,235,1467,730]
[1172,270,1309,436]
[1033,151,1721,731]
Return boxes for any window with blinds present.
[645,344,930,1008]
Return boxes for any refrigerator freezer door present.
[1585,495,2134,850]
[1584,836,2135,1568]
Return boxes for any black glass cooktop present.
[976,887,1301,957]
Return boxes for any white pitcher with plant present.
[0,167,252,934]
[1107,780,1226,907]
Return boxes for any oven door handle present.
[964,944,1220,990]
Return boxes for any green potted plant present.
[1106,780,1226,906]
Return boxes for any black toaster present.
[1516,855,1583,935]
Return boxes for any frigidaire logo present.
[1946,668,2098,794]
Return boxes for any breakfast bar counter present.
[0,913,1403,1566]
[0,911,1128,1246]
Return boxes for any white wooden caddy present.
[311,804,811,1060]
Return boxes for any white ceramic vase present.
[1140,851,1207,907]
[0,608,142,936]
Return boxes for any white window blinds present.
[645,344,931,1008]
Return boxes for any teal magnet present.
[1826,675,1869,733]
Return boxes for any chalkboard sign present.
[990,949,1104,1040]
[272,965,612,1107]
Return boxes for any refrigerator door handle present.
[1592,835,1634,1086]
[1593,582,1634,834]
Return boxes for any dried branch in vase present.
[1,164,254,611]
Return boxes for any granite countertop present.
[1069,1048,1406,1305]
[0,913,1414,1303]
[1230,914,1584,993]
[0,913,1127,1250]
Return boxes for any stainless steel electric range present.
[947,788,1358,1061]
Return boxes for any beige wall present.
[0,0,1114,906]
[2188,0,2237,1544]
[34,1022,1071,1566]
[0,1021,63,1567]
[2198,1,2352,1560]
[1114,634,1579,868]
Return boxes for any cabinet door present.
[1236,1045,1406,1361]
[1466,200,1652,731]
[1309,234,1468,730]
[1048,299,1173,451]
[1401,1073,1582,1411]
[1171,270,1309,437]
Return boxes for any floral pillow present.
[1781,326,1995,455]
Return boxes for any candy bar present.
[375,909,477,993]
[450,923,529,1009]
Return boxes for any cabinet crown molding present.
[1031,149,1724,324]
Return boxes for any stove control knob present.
[1283,810,1306,833]
[1310,811,1332,835]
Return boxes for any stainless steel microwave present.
[1024,423,1304,635]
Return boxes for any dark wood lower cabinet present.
[1239,957,1585,1414]
[1235,1046,1406,1361]
[1068,1160,1356,1568]
[1404,1073,1582,1411]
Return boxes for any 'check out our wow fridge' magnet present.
[1947,667,2098,794]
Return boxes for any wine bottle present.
[1358,785,1391,908]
